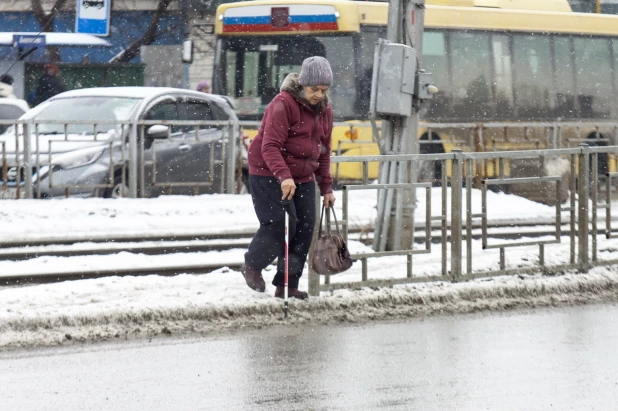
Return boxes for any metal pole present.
[22,122,33,199]
[441,160,448,276]
[369,39,387,250]
[399,117,418,250]
[570,154,576,264]
[139,124,145,196]
[466,158,473,275]
[578,144,589,271]
[372,0,430,251]
[592,153,598,262]
[451,150,463,281]
[308,184,321,297]
[181,0,191,88]
[384,0,425,251]
[128,121,138,198]
[386,0,402,42]
[225,120,237,193]
[380,133,399,251]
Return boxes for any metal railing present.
[4,119,618,294]
[307,144,618,296]
[4,118,617,199]
[0,118,239,199]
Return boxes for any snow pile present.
[2,266,618,349]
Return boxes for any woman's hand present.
[323,192,336,207]
[281,178,296,200]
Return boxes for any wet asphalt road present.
[2,303,618,410]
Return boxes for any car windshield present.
[32,96,142,135]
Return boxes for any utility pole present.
[180,0,192,88]
[370,0,436,251]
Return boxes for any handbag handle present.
[318,204,330,237]
[318,205,341,236]
[328,205,341,234]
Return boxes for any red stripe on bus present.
[222,22,338,33]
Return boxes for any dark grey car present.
[0,87,246,199]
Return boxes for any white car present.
[1,87,247,199]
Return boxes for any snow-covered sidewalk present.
[2,188,618,349]
[0,187,573,244]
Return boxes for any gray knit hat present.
[298,56,333,86]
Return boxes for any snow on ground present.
[2,264,618,350]
[1,188,618,349]
[0,187,569,243]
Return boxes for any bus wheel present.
[419,132,444,186]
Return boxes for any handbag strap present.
[327,205,341,234]
[318,205,342,235]
[325,204,332,235]
[318,205,327,236]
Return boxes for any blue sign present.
[13,35,46,47]
[75,0,111,36]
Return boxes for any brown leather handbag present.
[311,205,353,275]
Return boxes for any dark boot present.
[275,286,308,300]
[241,264,265,292]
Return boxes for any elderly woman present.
[241,56,336,299]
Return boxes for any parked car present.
[0,97,29,134]
[0,87,247,199]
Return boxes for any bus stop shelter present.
[0,32,111,99]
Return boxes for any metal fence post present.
[578,143,589,272]
[21,122,33,199]
[451,150,463,281]
[128,121,139,198]
[308,183,322,296]
[225,120,237,194]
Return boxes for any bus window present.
[553,37,577,119]
[450,31,492,120]
[319,36,356,119]
[422,31,451,119]
[243,52,260,98]
[491,34,514,119]
[225,51,237,98]
[513,34,554,120]
[219,35,356,120]
[357,29,383,116]
[574,38,613,119]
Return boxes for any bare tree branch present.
[109,0,174,64]
[31,0,69,63]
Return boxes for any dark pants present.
[245,175,316,288]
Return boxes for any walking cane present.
[282,199,297,319]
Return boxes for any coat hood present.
[280,73,329,112]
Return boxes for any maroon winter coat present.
[247,74,333,195]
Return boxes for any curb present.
[2,269,618,350]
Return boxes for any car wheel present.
[104,174,129,198]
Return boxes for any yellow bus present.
[213,0,618,182]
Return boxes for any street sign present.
[12,34,46,47]
[75,0,111,36]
